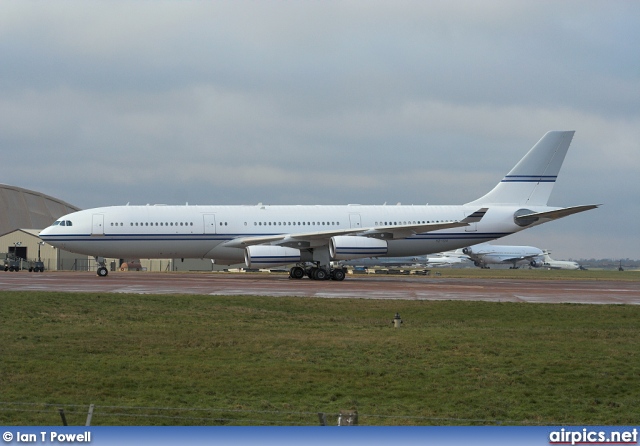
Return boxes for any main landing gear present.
[289,264,346,281]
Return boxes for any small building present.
[0,229,89,271]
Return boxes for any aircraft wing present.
[221,227,366,249]
[515,204,599,225]
[222,207,488,249]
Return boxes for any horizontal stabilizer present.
[514,204,599,225]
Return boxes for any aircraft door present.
[203,214,217,234]
[92,214,104,236]
[349,213,362,229]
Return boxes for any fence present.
[0,402,549,426]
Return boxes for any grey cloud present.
[1,1,638,258]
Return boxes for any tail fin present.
[465,131,575,206]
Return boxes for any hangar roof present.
[0,184,80,236]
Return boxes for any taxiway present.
[0,271,639,304]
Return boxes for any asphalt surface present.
[1,271,639,304]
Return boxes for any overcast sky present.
[1,1,638,260]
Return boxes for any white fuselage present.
[39,203,546,264]
[541,254,580,270]
[463,244,544,268]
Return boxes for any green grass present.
[1,290,639,426]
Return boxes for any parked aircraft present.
[39,131,598,281]
[462,243,544,269]
[342,251,470,269]
[424,251,470,267]
[538,250,581,270]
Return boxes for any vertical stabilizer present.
[465,131,575,206]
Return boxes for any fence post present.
[317,412,327,426]
[85,404,95,426]
[58,408,68,426]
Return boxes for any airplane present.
[39,130,598,281]
[341,251,470,269]
[424,251,470,267]
[462,243,544,269]
[537,250,581,270]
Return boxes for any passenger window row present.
[109,222,194,227]
[253,221,340,226]
[374,220,454,225]
[104,219,455,229]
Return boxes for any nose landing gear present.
[95,257,109,277]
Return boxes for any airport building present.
[0,184,79,236]
[0,184,87,271]
[0,228,89,271]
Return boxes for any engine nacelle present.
[245,245,301,269]
[462,247,473,255]
[530,260,543,268]
[329,236,388,260]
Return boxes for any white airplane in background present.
[462,243,544,269]
[424,251,470,267]
[538,250,581,270]
[39,131,598,281]
[341,251,469,269]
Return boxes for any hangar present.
[0,184,80,235]
[0,228,89,271]
[0,184,84,271]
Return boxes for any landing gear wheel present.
[97,266,109,277]
[331,269,346,281]
[313,268,328,280]
[289,266,305,279]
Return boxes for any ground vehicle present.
[3,253,22,271]
[28,260,45,272]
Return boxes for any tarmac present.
[1,271,639,304]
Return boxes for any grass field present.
[1,277,639,426]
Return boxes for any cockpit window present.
[53,221,60,226]
[66,220,73,226]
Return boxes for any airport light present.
[38,241,45,262]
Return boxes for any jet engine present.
[530,260,543,268]
[245,245,301,269]
[329,236,388,260]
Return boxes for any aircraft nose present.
[39,226,53,240]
